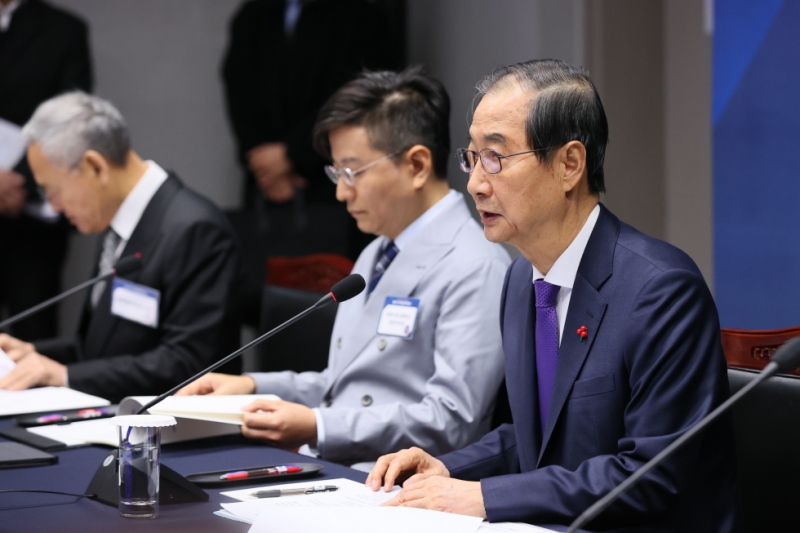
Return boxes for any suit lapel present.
[537,204,618,465]
[81,175,181,358]
[503,260,542,471]
[325,194,470,386]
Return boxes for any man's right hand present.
[366,447,451,492]
[175,372,256,396]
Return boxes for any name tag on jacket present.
[111,278,160,328]
[377,297,420,339]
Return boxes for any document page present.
[121,394,280,424]
[222,477,367,502]
[247,506,483,533]
[0,348,14,379]
[0,387,109,416]
[0,118,26,170]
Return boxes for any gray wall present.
[49,0,713,335]
[51,0,243,334]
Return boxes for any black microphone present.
[134,273,366,415]
[0,253,143,331]
[566,337,800,533]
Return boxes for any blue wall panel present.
[714,0,800,328]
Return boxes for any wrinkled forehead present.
[470,83,535,149]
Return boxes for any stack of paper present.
[216,478,555,533]
[0,348,14,379]
[24,394,281,448]
[0,387,109,416]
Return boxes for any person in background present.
[222,0,398,258]
[179,68,510,471]
[367,60,742,532]
[0,0,92,340]
[0,92,242,403]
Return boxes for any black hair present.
[313,66,451,179]
[476,59,609,193]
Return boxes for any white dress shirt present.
[109,161,169,260]
[531,204,600,345]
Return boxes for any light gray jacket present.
[251,194,510,463]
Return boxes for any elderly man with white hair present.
[0,92,242,403]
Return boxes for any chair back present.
[721,326,800,376]
[252,285,336,373]
[266,254,354,294]
[728,368,800,532]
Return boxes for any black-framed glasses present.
[324,149,405,186]
[455,147,552,174]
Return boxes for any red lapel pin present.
[576,325,588,341]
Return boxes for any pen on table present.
[251,485,339,498]
[219,465,303,480]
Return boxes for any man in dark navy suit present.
[367,60,741,532]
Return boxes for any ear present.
[558,141,587,193]
[405,145,434,191]
[82,150,112,184]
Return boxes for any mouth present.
[478,210,501,224]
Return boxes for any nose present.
[335,177,354,203]
[467,165,491,200]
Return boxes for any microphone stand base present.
[87,449,208,507]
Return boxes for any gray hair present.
[22,91,131,169]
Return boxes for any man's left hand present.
[384,475,487,519]
[240,399,317,450]
[0,352,67,390]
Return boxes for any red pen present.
[220,465,303,480]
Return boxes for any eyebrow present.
[334,156,360,167]
[482,132,508,145]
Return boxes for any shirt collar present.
[531,203,600,288]
[109,161,169,242]
[0,0,24,31]
[391,189,460,251]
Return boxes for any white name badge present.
[111,278,160,328]
[376,297,420,339]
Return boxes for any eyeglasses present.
[455,147,551,174]
[324,149,404,186]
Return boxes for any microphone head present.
[112,253,143,276]
[330,274,366,303]
[771,337,800,373]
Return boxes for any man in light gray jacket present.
[179,68,509,469]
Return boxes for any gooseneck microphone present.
[566,337,800,533]
[0,253,143,331]
[135,273,366,415]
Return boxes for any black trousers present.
[0,214,69,341]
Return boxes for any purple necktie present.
[534,279,560,435]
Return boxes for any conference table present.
[0,417,365,533]
[0,417,579,533]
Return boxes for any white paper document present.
[478,522,557,532]
[247,506,483,533]
[0,348,14,379]
[121,394,280,424]
[28,417,118,447]
[0,386,109,416]
[0,118,26,170]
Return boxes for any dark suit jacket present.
[438,205,742,532]
[36,174,242,403]
[222,0,394,204]
[0,0,92,196]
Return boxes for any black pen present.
[251,485,339,498]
